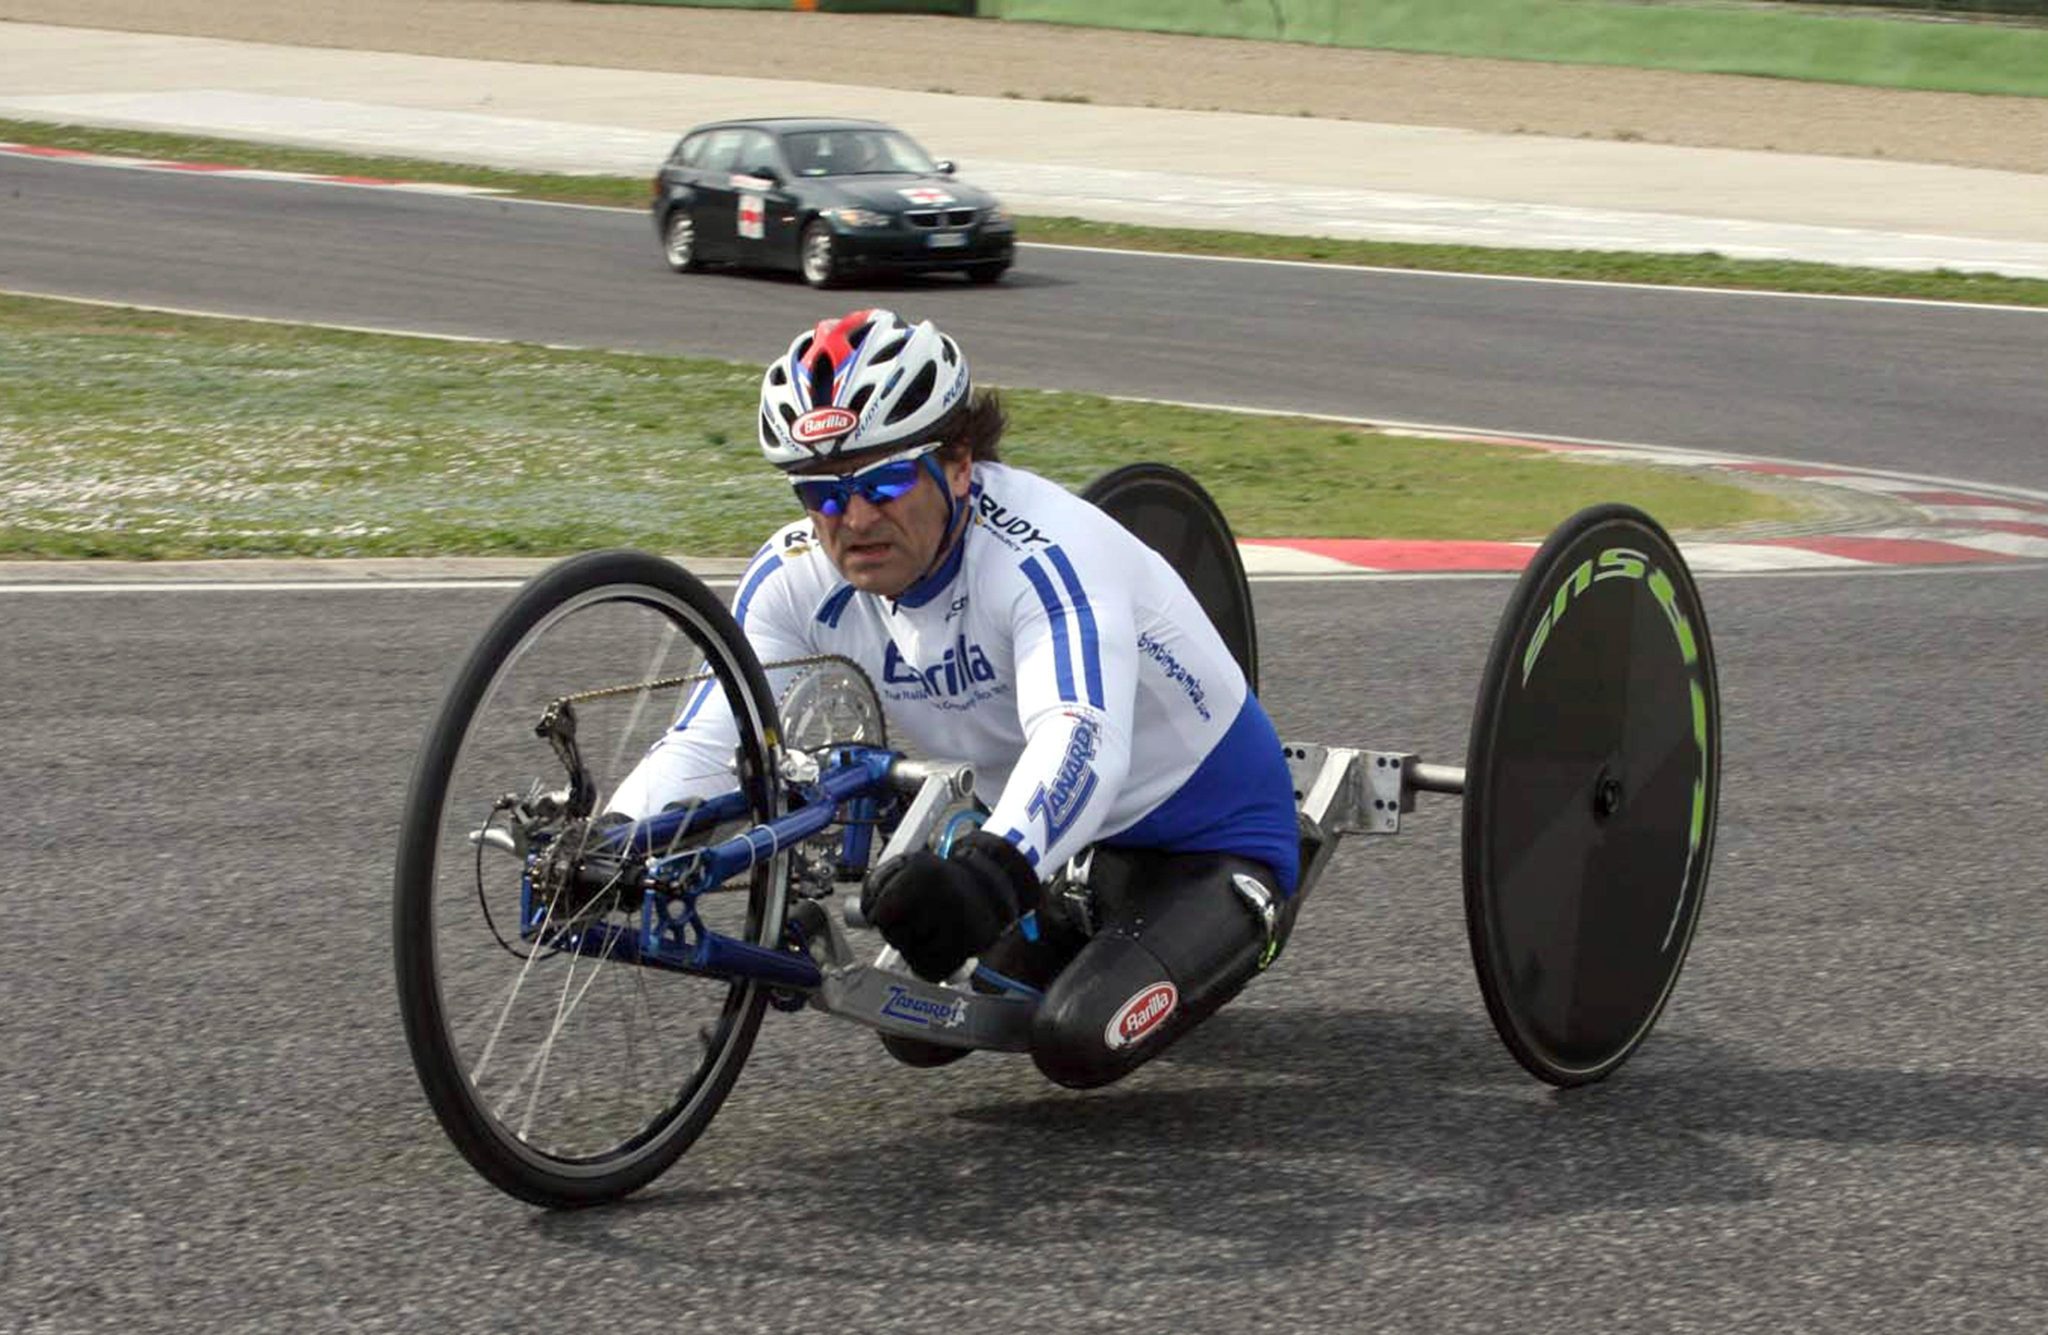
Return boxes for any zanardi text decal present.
[881,984,968,1029]
[1105,982,1178,1049]
[1026,716,1100,848]
[792,406,857,444]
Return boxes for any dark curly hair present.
[939,388,1007,465]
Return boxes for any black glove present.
[861,831,1042,982]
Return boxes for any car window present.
[782,129,937,177]
[695,129,744,175]
[734,130,780,180]
[672,134,702,168]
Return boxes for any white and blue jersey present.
[609,462,1300,895]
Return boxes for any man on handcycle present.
[608,308,1299,1088]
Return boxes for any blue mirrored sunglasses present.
[790,442,942,517]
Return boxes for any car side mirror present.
[935,160,956,176]
[749,165,780,185]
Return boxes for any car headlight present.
[985,204,1014,227]
[830,208,892,229]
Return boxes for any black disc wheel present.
[1080,463,1259,692]
[394,549,787,1206]
[1463,504,1719,1086]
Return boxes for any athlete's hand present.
[861,832,1041,982]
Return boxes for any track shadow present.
[530,1007,2046,1279]
[743,265,1066,294]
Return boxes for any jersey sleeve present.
[980,543,1139,876]
[605,536,816,820]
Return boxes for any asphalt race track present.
[3,158,2046,1333]
[4,157,2048,489]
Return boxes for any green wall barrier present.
[980,0,2048,98]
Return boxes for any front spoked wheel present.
[394,549,786,1207]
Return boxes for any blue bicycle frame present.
[514,745,986,994]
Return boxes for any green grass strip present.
[7,118,2043,308]
[0,293,1796,561]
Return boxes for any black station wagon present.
[651,117,1016,287]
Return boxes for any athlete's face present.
[799,447,973,597]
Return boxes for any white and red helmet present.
[758,308,971,469]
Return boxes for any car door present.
[727,129,799,270]
[688,128,745,261]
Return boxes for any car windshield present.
[781,129,938,178]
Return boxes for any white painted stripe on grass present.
[0,144,512,194]
[1018,242,2048,316]
[0,285,577,349]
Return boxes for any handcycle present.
[394,465,1720,1208]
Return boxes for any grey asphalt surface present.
[4,569,2045,1333]
[5,158,2048,491]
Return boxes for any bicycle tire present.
[394,549,787,1206]
[1080,462,1260,693]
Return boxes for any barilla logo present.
[792,407,857,444]
[884,634,997,697]
[1104,982,1178,1050]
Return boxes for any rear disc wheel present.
[1463,505,1720,1086]
[1081,462,1259,692]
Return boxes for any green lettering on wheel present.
[1518,542,1713,861]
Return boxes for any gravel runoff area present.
[2,0,2045,175]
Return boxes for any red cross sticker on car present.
[738,194,765,240]
[899,187,955,206]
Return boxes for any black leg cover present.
[1029,850,1279,1090]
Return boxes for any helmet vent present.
[885,362,938,426]
[847,384,875,415]
[940,337,959,366]
[870,336,908,364]
[808,358,836,412]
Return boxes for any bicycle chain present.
[551,652,882,711]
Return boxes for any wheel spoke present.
[396,554,787,1204]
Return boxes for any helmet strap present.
[893,454,972,607]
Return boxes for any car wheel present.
[662,209,700,273]
[800,220,840,289]
[965,263,1009,286]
